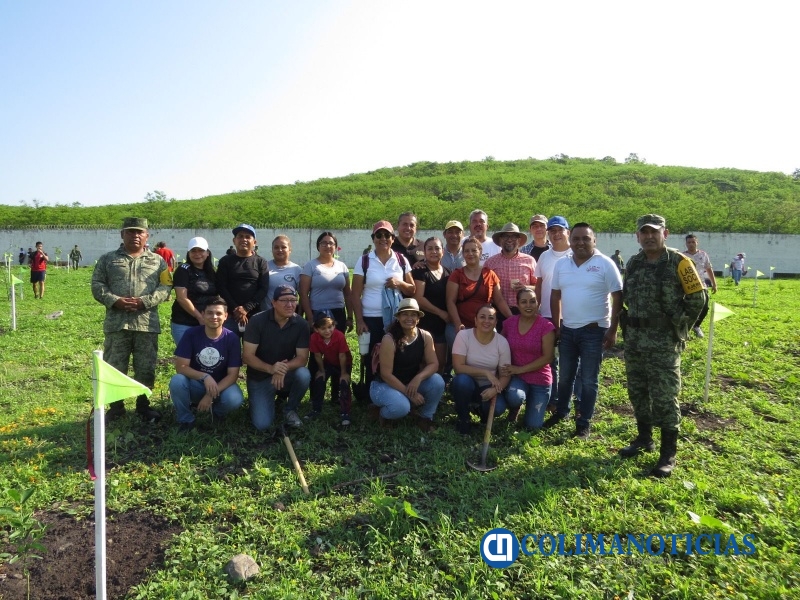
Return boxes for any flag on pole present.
[712,302,734,322]
[10,274,22,285]
[770,266,775,271]
[92,354,151,408]
[755,270,765,278]
[724,263,729,269]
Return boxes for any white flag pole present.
[92,350,108,600]
[702,302,716,404]
[10,279,17,331]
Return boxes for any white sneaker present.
[285,410,303,428]
[693,326,704,338]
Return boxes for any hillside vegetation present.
[4,156,799,233]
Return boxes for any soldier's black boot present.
[650,428,678,478]
[105,400,126,423]
[135,394,162,423]
[618,420,655,458]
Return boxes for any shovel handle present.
[479,396,497,465]
[283,435,310,495]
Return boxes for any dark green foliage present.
[2,158,798,233]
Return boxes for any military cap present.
[122,217,148,231]
[636,214,666,231]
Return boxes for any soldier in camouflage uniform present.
[91,217,173,422]
[618,214,706,477]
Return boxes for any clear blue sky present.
[2,1,797,207]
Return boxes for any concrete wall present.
[2,228,795,276]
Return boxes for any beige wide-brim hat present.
[395,297,425,318]
[491,222,528,246]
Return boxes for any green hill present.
[4,156,799,233]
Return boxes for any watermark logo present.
[480,528,519,568]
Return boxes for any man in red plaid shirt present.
[485,222,536,332]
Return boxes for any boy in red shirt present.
[309,314,353,425]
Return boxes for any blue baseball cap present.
[232,223,256,237]
[546,216,569,230]
[273,285,297,300]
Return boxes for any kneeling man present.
[170,297,245,431]
[243,285,311,430]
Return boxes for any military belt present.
[627,317,672,328]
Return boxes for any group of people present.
[91,209,710,478]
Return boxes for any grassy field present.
[1,267,799,599]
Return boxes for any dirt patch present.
[680,403,736,432]
[717,374,775,395]
[0,509,181,600]
[609,403,634,417]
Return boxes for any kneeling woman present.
[500,287,555,430]
[451,304,513,434]
[370,298,444,430]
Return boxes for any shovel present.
[466,395,498,472]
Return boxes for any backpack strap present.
[363,251,409,285]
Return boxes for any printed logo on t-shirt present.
[586,266,601,273]
[197,347,222,368]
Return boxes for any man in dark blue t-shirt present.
[169,297,244,432]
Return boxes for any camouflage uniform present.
[622,247,706,428]
[91,244,172,411]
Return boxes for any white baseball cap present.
[187,237,209,252]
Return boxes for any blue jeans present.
[369,374,444,420]
[505,377,551,430]
[170,323,194,346]
[556,324,605,429]
[732,268,742,285]
[247,367,311,431]
[169,374,244,424]
[452,373,517,427]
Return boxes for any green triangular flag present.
[712,302,734,323]
[756,270,764,278]
[10,274,23,285]
[93,354,151,408]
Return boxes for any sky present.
[1,0,797,207]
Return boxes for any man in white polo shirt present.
[544,222,622,439]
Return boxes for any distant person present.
[267,235,302,303]
[299,231,353,334]
[466,209,500,265]
[362,244,372,256]
[520,214,551,260]
[169,297,244,432]
[618,214,706,477]
[18,247,25,265]
[29,241,49,299]
[243,285,311,431]
[216,224,270,336]
[171,237,217,345]
[684,234,718,338]
[226,245,236,256]
[612,250,625,274]
[69,244,82,270]
[153,241,176,272]
[26,247,34,262]
[731,253,746,285]
[91,217,172,422]
[391,212,426,266]
[441,220,466,272]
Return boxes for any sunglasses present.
[373,231,392,239]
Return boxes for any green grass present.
[2,267,799,599]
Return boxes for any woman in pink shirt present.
[500,286,555,430]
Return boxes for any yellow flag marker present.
[92,354,151,408]
[712,302,734,323]
[756,270,764,278]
